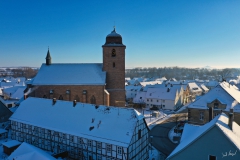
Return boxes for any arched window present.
[113,62,115,68]
[59,95,63,100]
[112,49,116,57]
[90,95,96,104]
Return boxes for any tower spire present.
[46,47,52,65]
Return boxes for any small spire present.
[112,26,116,33]
[46,47,52,65]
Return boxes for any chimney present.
[228,109,234,130]
[73,100,77,107]
[209,107,213,122]
[52,98,56,105]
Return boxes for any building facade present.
[10,97,149,160]
[188,82,240,125]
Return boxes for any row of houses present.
[126,79,210,111]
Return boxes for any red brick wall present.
[30,85,108,106]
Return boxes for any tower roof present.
[45,48,51,60]
[107,27,122,38]
[103,27,125,46]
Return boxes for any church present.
[28,28,126,107]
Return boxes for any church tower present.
[102,28,126,107]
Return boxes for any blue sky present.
[0,0,240,68]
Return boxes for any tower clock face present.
[112,49,116,57]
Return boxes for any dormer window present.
[214,103,218,109]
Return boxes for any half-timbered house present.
[10,97,149,160]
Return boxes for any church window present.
[50,90,54,94]
[75,95,80,102]
[90,95,96,104]
[66,90,70,94]
[82,90,87,95]
[112,49,116,57]
[113,62,115,68]
[59,95,63,100]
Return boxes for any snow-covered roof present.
[8,142,56,160]
[140,81,163,87]
[2,140,21,148]
[188,82,240,113]
[167,113,240,159]
[145,86,181,100]
[188,82,202,92]
[3,86,26,99]
[133,91,146,103]
[200,84,209,92]
[125,85,142,91]
[10,97,144,147]
[32,63,106,85]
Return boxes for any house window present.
[214,103,218,109]
[157,100,158,102]
[97,142,102,150]
[200,112,204,121]
[147,99,149,102]
[97,155,102,160]
[113,62,115,68]
[209,155,216,160]
[162,105,165,108]
[78,137,83,144]
[82,90,87,95]
[151,99,152,102]
[138,129,141,140]
[70,135,74,142]
[117,146,122,155]
[106,144,111,152]
[88,140,92,147]
[62,134,66,140]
